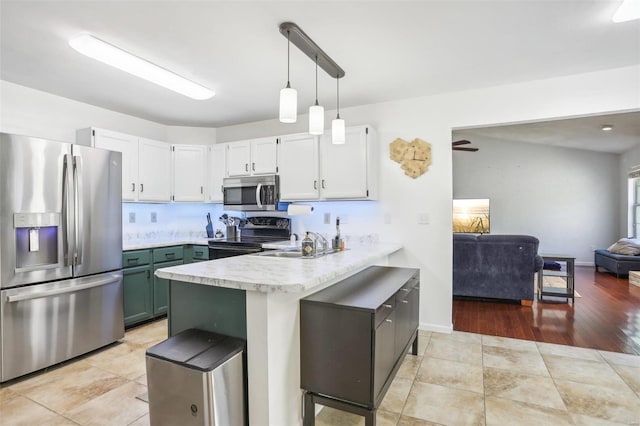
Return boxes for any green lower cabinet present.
[153,260,183,315]
[123,264,153,327]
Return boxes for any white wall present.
[452,135,620,264]
[620,144,640,237]
[217,65,640,332]
[0,80,217,145]
[0,80,166,142]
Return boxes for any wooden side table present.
[538,254,575,303]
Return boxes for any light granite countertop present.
[154,243,402,293]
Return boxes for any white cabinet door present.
[320,126,369,199]
[278,134,320,200]
[208,144,227,203]
[250,137,277,175]
[227,141,251,177]
[138,138,171,202]
[172,145,207,202]
[93,129,139,201]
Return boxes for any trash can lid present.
[146,329,245,372]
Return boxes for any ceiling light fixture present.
[279,30,297,123]
[613,0,640,22]
[278,23,345,138]
[309,56,324,135]
[331,76,345,144]
[68,34,214,100]
[601,124,614,131]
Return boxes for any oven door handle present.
[255,183,263,209]
[209,246,263,253]
[6,276,121,303]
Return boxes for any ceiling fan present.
[452,139,479,152]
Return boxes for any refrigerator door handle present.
[5,276,120,303]
[62,154,74,266]
[73,155,84,266]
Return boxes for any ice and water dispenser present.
[14,212,61,271]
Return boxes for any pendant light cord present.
[286,30,291,88]
[336,75,341,119]
[315,55,319,106]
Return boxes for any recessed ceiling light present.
[601,124,614,131]
[613,0,640,23]
[69,34,215,100]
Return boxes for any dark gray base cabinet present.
[300,266,420,422]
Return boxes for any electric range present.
[208,217,290,259]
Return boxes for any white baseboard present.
[419,322,453,334]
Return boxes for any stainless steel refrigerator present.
[0,133,124,382]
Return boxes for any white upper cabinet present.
[208,143,227,203]
[278,133,320,201]
[138,138,171,202]
[172,145,207,202]
[320,125,377,200]
[250,137,278,175]
[78,128,139,201]
[227,141,251,177]
[227,138,278,177]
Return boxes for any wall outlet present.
[150,212,157,223]
[418,213,429,225]
[128,212,136,223]
[324,212,331,224]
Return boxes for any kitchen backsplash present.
[122,200,388,245]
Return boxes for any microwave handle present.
[256,183,263,209]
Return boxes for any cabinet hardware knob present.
[313,180,317,189]
[321,179,326,189]
[132,183,135,192]
[140,183,144,192]
[401,300,409,304]
[385,319,393,323]
[221,184,224,193]
[252,162,255,171]
[400,288,410,292]
[200,186,203,194]
[383,304,393,308]
[245,163,248,172]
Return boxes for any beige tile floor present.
[1,321,639,425]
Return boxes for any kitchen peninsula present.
[155,242,402,425]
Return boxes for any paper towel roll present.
[287,204,314,216]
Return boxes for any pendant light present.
[279,30,297,123]
[308,55,324,135]
[331,76,345,144]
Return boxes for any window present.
[629,170,640,238]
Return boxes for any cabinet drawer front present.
[123,250,151,267]
[192,245,209,260]
[153,246,184,263]
[375,296,395,328]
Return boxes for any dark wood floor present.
[453,266,640,355]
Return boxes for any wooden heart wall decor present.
[390,138,432,178]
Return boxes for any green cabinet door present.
[153,260,183,315]
[123,264,153,327]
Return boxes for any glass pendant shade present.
[309,104,324,135]
[332,117,345,144]
[279,86,297,123]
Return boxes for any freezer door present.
[0,133,73,288]
[0,271,124,382]
[71,144,122,277]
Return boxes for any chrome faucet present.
[307,232,329,256]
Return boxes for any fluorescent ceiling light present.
[613,0,640,22]
[69,34,214,100]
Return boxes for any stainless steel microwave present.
[223,175,280,211]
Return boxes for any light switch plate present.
[418,213,429,225]
[324,213,331,224]
[151,212,157,223]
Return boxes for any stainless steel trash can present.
[146,329,245,426]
